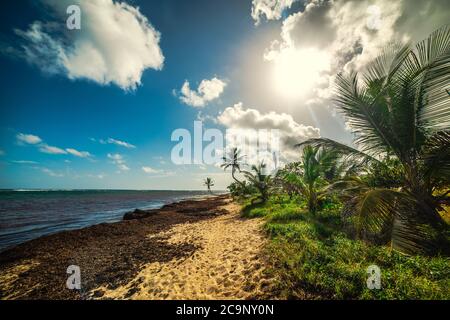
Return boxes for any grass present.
[241,197,450,300]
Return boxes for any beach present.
[0,195,274,300]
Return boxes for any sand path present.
[94,201,271,299]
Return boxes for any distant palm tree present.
[221,147,245,186]
[299,26,450,254]
[204,177,214,193]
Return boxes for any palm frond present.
[342,188,438,254]
[421,130,450,186]
[412,25,450,131]
[296,138,378,166]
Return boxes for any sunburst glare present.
[272,47,331,100]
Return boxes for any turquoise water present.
[0,189,216,252]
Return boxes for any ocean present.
[0,189,217,252]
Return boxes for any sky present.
[0,0,448,190]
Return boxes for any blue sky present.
[0,0,447,190]
[0,0,257,189]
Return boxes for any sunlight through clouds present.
[266,46,331,100]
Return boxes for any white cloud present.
[179,77,227,107]
[15,0,164,90]
[251,0,297,25]
[87,173,105,179]
[39,144,68,155]
[108,153,130,171]
[101,138,136,149]
[141,166,176,178]
[142,166,160,174]
[65,148,92,158]
[12,160,38,164]
[42,168,64,177]
[262,0,450,105]
[117,164,130,171]
[92,137,136,148]
[16,132,93,158]
[217,102,320,164]
[107,153,124,161]
[16,133,42,145]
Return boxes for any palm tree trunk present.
[308,183,317,214]
[231,167,246,188]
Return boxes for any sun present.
[272,47,331,100]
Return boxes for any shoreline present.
[0,191,226,253]
[0,195,272,300]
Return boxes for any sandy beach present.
[0,195,274,300]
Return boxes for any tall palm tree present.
[298,26,450,254]
[221,147,245,187]
[203,177,214,193]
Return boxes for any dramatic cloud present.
[108,153,130,171]
[14,0,164,90]
[16,133,42,145]
[251,0,297,25]
[262,0,450,103]
[178,77,227,107]
[217,102,320,164]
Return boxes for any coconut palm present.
[243,162,271,203]
[221,147,245,186]
[203,177,214,193]
[297,146,340,213]
[298,26,450,254]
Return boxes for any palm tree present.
[294,146,339,213]
[274,162,302,200]
[221,147,245,187]
[243,162,271,203]
[298,26,450,254]
[204,177,214,193]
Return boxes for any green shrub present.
[243,198,450,300]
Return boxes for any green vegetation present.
[222,27,450,300]
[297,26,450,254]
[243,163,271,203]
[242,197,450,299]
